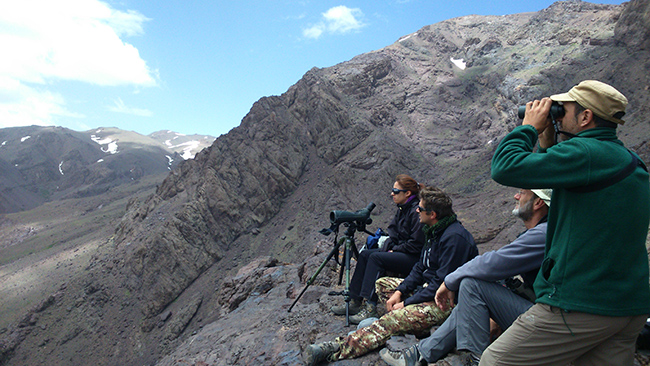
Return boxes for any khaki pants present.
[479,303,647,366]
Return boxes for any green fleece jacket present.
[491,125,650,316]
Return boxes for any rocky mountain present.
[1,0,650,365]
[0,126,215,214]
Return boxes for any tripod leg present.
[288,243,340,312]
[344,236,354,326]
[337,245,345,286]
[350,238,361,261]
[339,237,361,285]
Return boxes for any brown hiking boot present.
[330,298,362,315]
[349,302,377,324]
[379,345,425,366]
[304,341,339,366]
[436,350,480,366]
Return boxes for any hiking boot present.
[458,350,480,366]
[379,345,425,366]
[330,298,362,315]
[413,328,431,339]
[436,351,480,366]
[349,302,377,324]
[304,341,339,366]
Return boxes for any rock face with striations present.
[2,1,650,365]
[615,0,650,50]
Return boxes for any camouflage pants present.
[330,277,451,361]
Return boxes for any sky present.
[0,0,627,138]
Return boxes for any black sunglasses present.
[391,188,408,195]
[417,205,430,213]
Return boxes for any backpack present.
[363,228,386,251]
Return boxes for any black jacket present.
[382,197,425,255]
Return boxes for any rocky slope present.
[1,0,650,365]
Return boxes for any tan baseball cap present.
[550,80,628,125]
[531,189,552,207]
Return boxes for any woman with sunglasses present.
[331,174,425,324]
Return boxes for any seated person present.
[380,188,550,366]
[305,186,478,365]
[331,174,426,324]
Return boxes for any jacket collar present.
[398,195,418,210]
[575,127,622,145]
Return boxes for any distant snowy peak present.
[149,130,215,160]
[164,138,201,159]
[0,125,187,213]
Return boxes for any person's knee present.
[367,251,390,267]
[358,249,373,262]
[375,277,400,292]
[459,277,481,294]
[477,347,496,366]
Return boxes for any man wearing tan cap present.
[487,80,650,365]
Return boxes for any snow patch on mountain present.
[451,57,467,70]
[90,133,119,154]
[165,155,174,170]
[153,131,214,160]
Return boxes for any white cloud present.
[303,6,365,39]
[109,97,153,117]
[0,0,156,128]
[323,6,365,34]
[0,74,84,127]
[303,26,324,39]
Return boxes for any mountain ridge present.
[1,1,649,365]
[0,126,215,214]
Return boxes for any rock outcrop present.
[2,1,650,365]
[615,0,650,50]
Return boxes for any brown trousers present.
[480,303,647,366]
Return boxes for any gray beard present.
[512,198,534,222]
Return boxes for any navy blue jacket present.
[396,219,477,306]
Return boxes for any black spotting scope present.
[330,202,376,225]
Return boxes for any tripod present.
[288,203,375,326]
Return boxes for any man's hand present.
[538,123,556,149]
[386,291,402,312]
[435,282,455,311]
[523,98,553,135]
[490,319,503,342]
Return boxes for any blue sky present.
[0,0,626,137]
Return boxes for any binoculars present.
[518,101,565,120]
